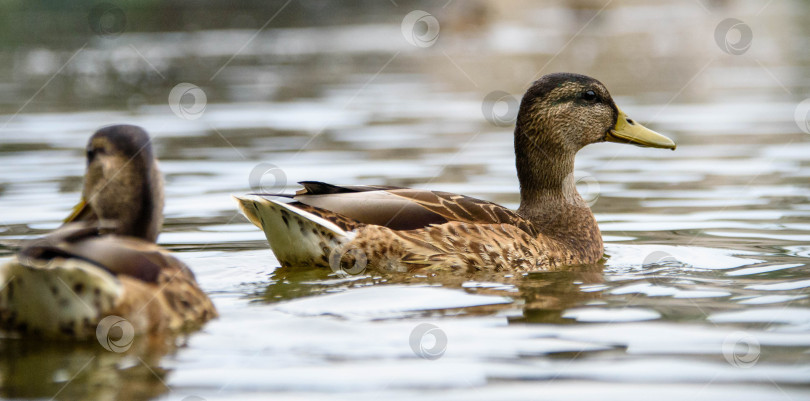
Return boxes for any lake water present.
[0,1,809,400]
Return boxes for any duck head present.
[515,72,675,153]
[514,73,675,214]
[68,125,164,242]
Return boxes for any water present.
[1,1,809,400]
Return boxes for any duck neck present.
[514,126,602,259]
[118,161,164,242]
[89,160,164,243]
[515,143,581,222]
[136,162,164,242]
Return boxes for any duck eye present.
[86,146,106,163]
[582,90,597,102]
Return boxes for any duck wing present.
[18,222,181,284]
[285,181,535,234]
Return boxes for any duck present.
[235,73,675,274]
[0,125,217,340]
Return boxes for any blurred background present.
[0,0,807,111]
[1,1,810,400]
[0,0,807,212]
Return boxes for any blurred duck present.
[235,73,676,274]
[0,125,216,339]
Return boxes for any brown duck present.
[235,73,675,274]
[0,125,217,339]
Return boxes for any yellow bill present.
[63,198,89,223]
[606,107,676,150]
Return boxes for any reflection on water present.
[0,336,176,400]
[1,0,810,400]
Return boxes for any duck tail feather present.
[233,195,351,267]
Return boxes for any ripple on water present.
[562,308,661,322]
[273,285,513,319]
[604,244,763,271]
[708,308,810,326]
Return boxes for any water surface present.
[0,1,809,400]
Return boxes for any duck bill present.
[63,198,90,223]
[606,107,676,150]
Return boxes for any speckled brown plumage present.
[0,125,216,339]
[236,73,675,274]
